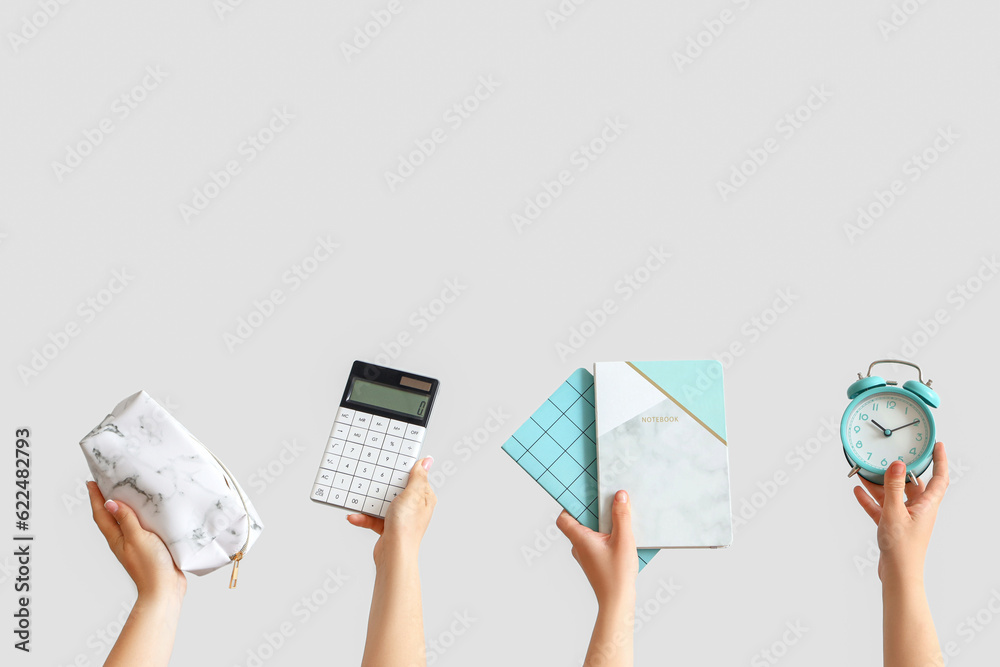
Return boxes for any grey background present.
[2,1,998,665]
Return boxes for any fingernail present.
[422,456,434,471]
[616,490,628,503]
[104,499,119,514]
[890,461,905,474]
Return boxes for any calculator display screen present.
[348,379,428,418]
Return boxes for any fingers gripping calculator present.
[310,361,439,517]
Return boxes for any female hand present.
[556,489,639,608]
[853,442,949,583]
[347,457,437,565]
[87,481,187,602]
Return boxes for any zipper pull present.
[229,552,243,589]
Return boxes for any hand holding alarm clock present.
[841,359,940,485]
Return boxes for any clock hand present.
[870,420,892,437]
[888,419,920,434]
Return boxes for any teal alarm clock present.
[842,359,939,485]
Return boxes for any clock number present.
[916,433,923,441]
[881,458,888,466]
[854,425,861,433]
[898,456,904,461]
[866,452,873,460]
[909,448,917,455]
[860,414,869,421]
[872,403,878,412]
[856,440,863,448]
[905,406,909,415]
[887,401,896,409]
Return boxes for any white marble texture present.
[80,391,263,576]
[597,399,732,549]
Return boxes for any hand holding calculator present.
[311,361,439,518]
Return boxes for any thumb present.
[405,456,433,489]
[106,499,144,540]
[882,461,908,514]
[610,490,634,547]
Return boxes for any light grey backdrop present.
[2,1,998,665]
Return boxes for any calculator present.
[310,361,439,517]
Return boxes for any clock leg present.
[848,465,862,478]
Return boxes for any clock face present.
[845,390,932,472]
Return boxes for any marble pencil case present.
[80,391,263,586]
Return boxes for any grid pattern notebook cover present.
[502,368,658,570]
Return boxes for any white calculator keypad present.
[312,409,425,517]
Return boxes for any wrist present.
[374,538,419,570]
[136,583,185,610]
[597,591,636,616]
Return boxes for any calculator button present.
[352,478,372,495]
[328,489,347,506]
[326,439,346,456]
[400,440,419,457]
[342,442,362,459]
[384,436,402,453]
[379,451,399,468]
[333,473,352,490]
[347,427,367,445]
[368,483,388,500]
[361,445,381,463]
[345,492,366,509]
[355,462,375,480]
[369,416,390,433]
[315,469,335,486]
[390,470,409,487]
[331,423,350,440]
[337,458,356,474]
[352,411,373,428]
[373,466,393,482]
[387,420,408,437]
[366,432,386,448]
[320,454,341,471]
[311,484,329,500]
[335,408,355,425]
[404,425,425,442]
[395,455,415,472]
[363,497,382,515]
[387,485,405,502]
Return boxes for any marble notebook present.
[80,391,263,578]
[502,368,658,571]
[595,361,732,549]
